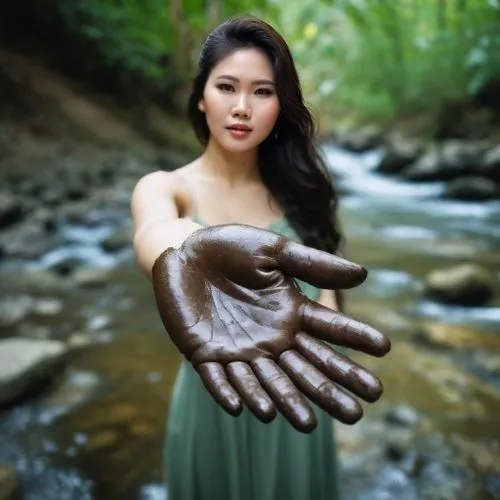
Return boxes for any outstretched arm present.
[131,171,202,279]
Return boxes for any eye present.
[216,83,234,92]
[255,88,274,96]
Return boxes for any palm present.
[153,224,391,432]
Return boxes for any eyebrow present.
[215,75,275,86]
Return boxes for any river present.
[1,144,499,499]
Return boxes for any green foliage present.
[59,0,270,92]
[276,0,500,121]
[58,0,500,122]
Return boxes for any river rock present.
[0,464,20,500]
[424,264,496,306]
[386,404,420,428]
[32,298,64,317]
[377,138,423,175]
[480,144,500,182]
[403,141,488,182]
[101,226,132,252]
[0,191,24,229]
[0,220,57,259]
[3,268,66,294]
[402,148,441,181]
[72,267,112,287]
[414,323,500,350]
[334,125,382,153]
[0,338,68,404]
[445,176,499,201]
[0,296,34,327]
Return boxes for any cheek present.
[259,99,280,130]
[203,89,227,115]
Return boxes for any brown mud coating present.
[152,224,391,433]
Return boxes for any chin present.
[219,138,261,154]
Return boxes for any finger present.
[295,333,383,402]
[279,350,363,425]
[227,361,277,423]
[275,239,367,290]
[197,362,243,416]
[252,357,317,433]
[301,300,391,357]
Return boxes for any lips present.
[227,124,252,131]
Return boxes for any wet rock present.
[403,140,489,182]
[84,429,121,452]
[386,434,413,461]
[424,263,496,306]
[450,435,500,475]
[0,191,24,229]
[51,257,82,277]
[39,187,64,206]
[67,332,94,349]
[58,204,89,225]
[101,226,132,252]
[402,148,441,181]
[0,221,57,259]
[72,267,111,287]
[41,369,101,415]
[86,314,112,331]
[32,298,64,317]
[31,207,57,233]
[480,144,500,182]
[0,296,34,327]
[0,463,20,500]
[418,461,472,499]
[386,404,420,428]
[357,466,417,500]
[17,179,44,197]
[377,138,423,175]
[414,323,500,350]
[334,125,382,153]
[0,338,68,404]
[445,176,499,201]
[3,268,66,294]
[18,324,52,340]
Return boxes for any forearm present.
[133,218,203,279]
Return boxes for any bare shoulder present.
[130,160,200,226]
[132,169,179,195]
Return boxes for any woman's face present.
[199,47,280,153]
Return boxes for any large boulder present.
[333,125,382,153]
[424,264,497,306]
[0,338,68,404]
[445,176,499,201]
[403,141,489,182]
[479,145,500,182]
[0,192,24,229]
[376,137,423,175]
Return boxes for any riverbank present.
[1,50,500,500]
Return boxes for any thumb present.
[275,239,367,290]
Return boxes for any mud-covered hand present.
[152,224,390,433]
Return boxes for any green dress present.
[164,217,340,500]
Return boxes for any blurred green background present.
[2,0,500,130]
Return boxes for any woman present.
[131,15,389,500]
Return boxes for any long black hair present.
[187,15,343,255]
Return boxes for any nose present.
[231,93,251,119]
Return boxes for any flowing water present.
[1,144,499,499]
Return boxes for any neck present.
[200,136,260,186]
